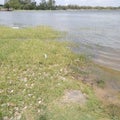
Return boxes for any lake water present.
[0,10,120,71]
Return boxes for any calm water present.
[0,10,120,71]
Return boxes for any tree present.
[20,0,31,4]
[47,0,56,10]
[38,0,47,10]
[4,2,10,10]
[4,0,36,10]
[8,0,21,9]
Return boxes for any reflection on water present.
[0,10,120,71]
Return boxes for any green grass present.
[0,26,116,120]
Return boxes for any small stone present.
[44,54,48,59]
[23,77,27,82]
[38,109,40,113]
[28,94,32,97]
[3,116,9,120]
[57,83,61,86]
[31,84,34,87]
[0,89,4,93]
[38,101,42,104]
[14,107,19,111]
[23,106,27,110]
[10,90,14,93]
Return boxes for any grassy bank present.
[0,26,119,120]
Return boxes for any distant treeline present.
[3,0,56,10]
[56,5,120,10]
[2,0,120,10]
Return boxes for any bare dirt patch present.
[94,86,120,105]
[60,90,87,105]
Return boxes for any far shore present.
[0,6,120,12]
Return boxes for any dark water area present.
[0,10,120,71]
